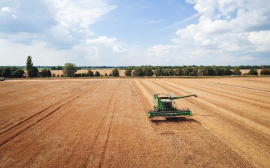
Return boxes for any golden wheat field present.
[0,77,269,167]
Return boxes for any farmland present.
[0,77,269,167]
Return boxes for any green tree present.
[142,66,153,76]
[62,63,77,77]
[233,67,241,75]
[111,68,119,76]
[51,66,56,70]
[56,65,62,70]
[132,67,144,76]
[212,65,220,75]
[222,67,233,75]
[1,67,11,77]
[16,69,25,77]
[182,67,198,76]
[11,67,24,78]
[174,68,182,76]
[168,68,175,76]
[28,67,38,77]
[260,66,270,75]
[162,68,171,76]
[248,68,258,75]
[125,67,132,76]
[154,66,162,76]
[26,56,33,71]
[202,66,215,76]
[95,71,100,76]
[47,70,52,77]
[87,69,94,77]
[41,69,48,77]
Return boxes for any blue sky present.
[0,0,269,66]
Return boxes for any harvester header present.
[148,92,197,118]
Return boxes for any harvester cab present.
[148,92,197,118]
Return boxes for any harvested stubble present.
[0,77,269,167]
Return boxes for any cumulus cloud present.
[0,0,117,50]
[112,45,125,53]
[1,0,269,66]
[87,36,125,53]
[248,31,270,51]
[149,0,270,65]
[87,36,117,47]
[50,0,116,29]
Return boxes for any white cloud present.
[113,45,125,53]
[87,36,126,53]
[1,7,10,12]
[248,31,270,51]
[165,0,270,62]
[0,0,117,50]
[248,31,270,44]
[145,0,270,65]
[50,0,117,28]
[87,36,117,46]
[0,0,269,66]
[45,0,117,49]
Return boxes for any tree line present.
[0,66,25,78]
[124,65,267,76]
[24,56,120,78]
[1,56,270,78]
[2,65,269,71]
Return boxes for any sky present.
[0,0,270,66]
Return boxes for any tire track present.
[155,79,270,141]
[180,79,270,105]
[147,79,259,167]
[25,82,103,167]
[0,82,100,147]
[0,81,93,132]
[98,82,120,168]
[82,80,120,167]
[162,79,270,126]
[133,79,251,167]
[165,78,270,105]
[152,79,270,167]
[1,80,106,168]
[165,79,270,135]
[0,82,43,95]
[0,81,84,113]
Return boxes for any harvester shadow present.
[151,117,201,125]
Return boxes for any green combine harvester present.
[147,92,197,118]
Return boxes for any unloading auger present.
[147,92,197,118]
